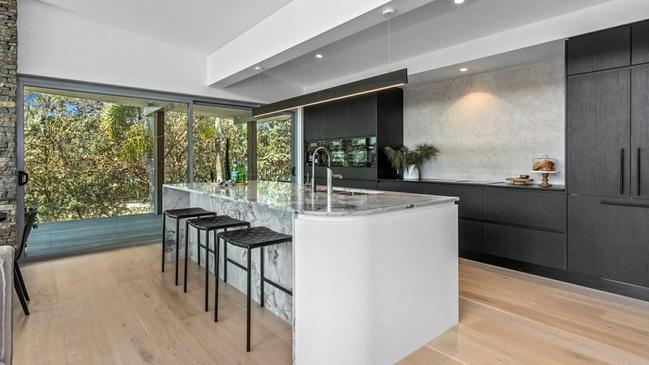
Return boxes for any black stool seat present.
[218,226,291,249]
[217,226,292,352]
[165,207,213,219]
[189,215,249,231]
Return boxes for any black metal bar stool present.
[185,216,250,297]
[161,207,214,286]
[217,226,292,352]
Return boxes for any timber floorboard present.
[13,244,649,364]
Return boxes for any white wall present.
[17,0,300,102]
[404,58,565,184]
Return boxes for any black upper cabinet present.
[347,94,377,137]
[568,195,649,288]
[632,20,649,65]
[632,65,649,199]
[303,106,325,141]
[323,101,350,138]
[566,26,630,75]
[567,69,631,196]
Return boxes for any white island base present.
[294,203,458,365]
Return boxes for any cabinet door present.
[568,195,649,288]
[483,189,565,231]
[304,105,325,140]
[632,65,649,198]
[376,180,424,194]
[347,94,377,137]
[567,70,631,196]
[459,219,483,254]
[632,20,649,65]
[566,26,630,75]
[421,184,482,219]
[483,223,566,269]
[323,101,349,138]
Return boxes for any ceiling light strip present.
[252,68,408,118]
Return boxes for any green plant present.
[384,144,439,176]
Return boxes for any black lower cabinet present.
[483,223,566,269]
[459,219,483,253]
[568,195,649,288]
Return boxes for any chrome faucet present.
[311,146,342,195]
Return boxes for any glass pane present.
[192,104,249,182]
[163,107,189,183]
[257,114,293,182]
[23,86,170,257]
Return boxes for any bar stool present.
[161,207,215,286]
[217,226,292,352]
[185,216,250,297]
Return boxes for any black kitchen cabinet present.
[303,106,325,140]
[567,69,631,196]
[632,20,649,65]
[347,94,377,137]
[568,195,649,288]
[566,26,631,75]
[483,188,565,231]
[631,64,649,198]
[377,180,424,194]
[483,223,566,269]
[422,184,482,219]
[459,219,483,254]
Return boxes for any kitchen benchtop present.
[164,181,458,217]
[379,178,566,191]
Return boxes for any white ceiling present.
[253,0,609,91]
[33,0,293,54]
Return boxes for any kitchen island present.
[163,181,458,365]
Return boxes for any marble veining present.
[163,181,457,323]
[166,180,458,217]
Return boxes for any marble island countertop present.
[164,181,458,217]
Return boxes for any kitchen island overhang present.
[162,181,458,365]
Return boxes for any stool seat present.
[189,216,249,231]
[165,207,213,219]
[218,226,291,249]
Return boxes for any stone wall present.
[404,58,565,184]
[0,0,17,245]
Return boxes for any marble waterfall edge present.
[162,186,294,323]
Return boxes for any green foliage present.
[257,115,292,182]
[384,143,439,173]
[101,104,140,142]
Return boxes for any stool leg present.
[175,218,180,286]
[223,228,228,284]
[15,264,29,302]
[14,271,29,315]
[260,247,265,308]
[214,231,220,322]
[161,214,166,273]
[203,231,210,312]
[246,248,252,352]
[183,221,190,292]
[197,227,201,266]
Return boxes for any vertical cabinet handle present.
[620,148,625,195]
[638,148,642,196]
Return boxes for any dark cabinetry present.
[304,89,403,187]
[566,69,631,196]
[568,195,649,287]
[631,64,649,198]
[566,26,630,75]
[632,20,649,65]
[483,223,566,269]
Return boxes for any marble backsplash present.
[404,58,565,184]
[163,187,294,323]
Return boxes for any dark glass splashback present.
[306,136,377,168]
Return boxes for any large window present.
[23,88,166,222]
[257,114,293,182]
[192,104,249,182]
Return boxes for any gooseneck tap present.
[310,146,342,195]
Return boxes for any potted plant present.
[384,144,439,180]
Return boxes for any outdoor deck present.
[26,213,162,259]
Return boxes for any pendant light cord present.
[387,17,392,72]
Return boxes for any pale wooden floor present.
[13,243,649,365]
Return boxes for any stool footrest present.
[262,277,292,296]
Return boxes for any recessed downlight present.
[460,67,468,72]
[315,53,324,59]
[454,0,465,4]
[253,65,263,71]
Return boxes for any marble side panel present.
[187,191,294,323]
[161,187,190,261]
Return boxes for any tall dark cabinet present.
[566,19,649,293]
[303,89,403,187]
